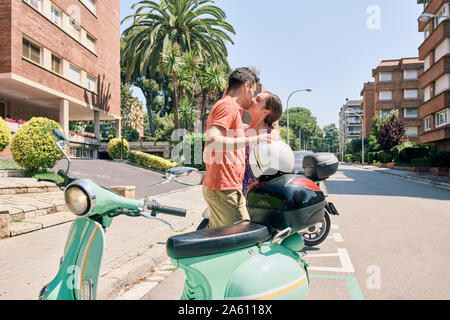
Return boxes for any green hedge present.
[429,149,450,167]
[411,157,430,167]
[108,138,129,159]
[344,154,353,162]
[0,117,10,152]
[11,117,63,172]
[397,146,429,164]
[128,151,180,172]
[377,151,393,164]
[367,152,377,164]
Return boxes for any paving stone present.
[9,221,42,237]
[25,212,75,229]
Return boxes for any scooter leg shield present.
[39,218,105,300]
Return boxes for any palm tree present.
[182,51,203,130]
[199,63,228,131]
[121,0,235,128]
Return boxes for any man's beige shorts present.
[202,185,250,228]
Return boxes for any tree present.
[121,84,144,141]
[377,110,407,152]
[322,124,340,153]
[121,0,235,129]
[279,107,320,149]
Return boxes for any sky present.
[119,0,424,129]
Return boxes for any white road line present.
[331,233,344,243]
[306,249,355,273]
[331,224,339,230]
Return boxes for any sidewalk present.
[0,185,206,300]
[349,163,450,190]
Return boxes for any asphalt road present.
[312,164,450,300]
[53,159,187,199]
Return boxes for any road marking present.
[331,224,339,230]
[305,249,355,273]
[309,274,364,300]
[330,233,344,243]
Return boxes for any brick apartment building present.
[369,58,424,144]
[417,0,450,151]
[0,0,121,158]
[360,82,375,138]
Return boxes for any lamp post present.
[286,88,312,146]
[346,111,365,165]
[299,123,312,151]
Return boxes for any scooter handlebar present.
[149,201,187,217]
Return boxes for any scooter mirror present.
[166,167,203,186]
[52,129,68,142]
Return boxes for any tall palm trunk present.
[200,89,208,132]
[172,73,180,129]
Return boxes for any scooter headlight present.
[65,182,95,217]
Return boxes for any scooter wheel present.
[196,219,209,231]
[301,212,331,247]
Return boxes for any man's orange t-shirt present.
[203,96,246,191]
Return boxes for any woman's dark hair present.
[263,92,283,129]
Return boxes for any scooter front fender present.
[39,218,105,300]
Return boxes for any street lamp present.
[346,111,365,165]
[286,88,312,146]
[299,123,312,151]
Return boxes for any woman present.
[243,91,283,196]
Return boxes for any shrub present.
[351,153,362,162]
[367,152,377,164]
[11,117,63,172]
[181,133,206,171]
[128,150,180,172]
[411,157,430,167]
[429,149,450,167]
[108,138,129,159]
[0,117,11,152]
[344,154,353,162]
[397,146,430,164]
[377,151,393,164]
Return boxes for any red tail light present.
[291,178,322,191]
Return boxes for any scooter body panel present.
[173,241,308,300]
[39,218,104,300]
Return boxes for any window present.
[434,4,448,28]
[380,109,392,118]
[424,116,432,131]
[51,6,61,25]
[424,25,430,40]
[86,33,96,52]
[404,108,418,118]
[22,38,41,64]
[379,91,392,100]
[69,64,81,85]
[404,89,418,99]
[86,74,96,92]
[51,55,61,74]
[404,70,418,80]
[82,0,97,14]
[26,0,41,11]
[435,109,449,127]
[379,72,392,82]
[406,127,419,137]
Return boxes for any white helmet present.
[249,140,295,179]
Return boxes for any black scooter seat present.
[166,221,272,259]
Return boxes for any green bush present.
[128,150,180,172]
[397,146,430,164]
[181,133,206,171]
[411,157,430,167]
[11,117,63,172]
[367,152,377,164]
[429,149,450,167]
[0,117,11,152]
[351,153,362,162]
[344,154,353,162]
[108,138,129,159]
[377,151,393,164]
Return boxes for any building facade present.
[360,82,375,138]
[371,58,424,144]
[339,99,363,158]
[417,0,450,151]
[0,0,121,158]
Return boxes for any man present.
[203,67,278,228]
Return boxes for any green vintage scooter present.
[39,130,324,300]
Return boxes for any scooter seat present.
[166,221,272,259]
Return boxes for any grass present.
[30,170,64,183]
[0,158,23,170]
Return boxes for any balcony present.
[419,55,450,88]
[419,19,450,60]
[419,90,450,118]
